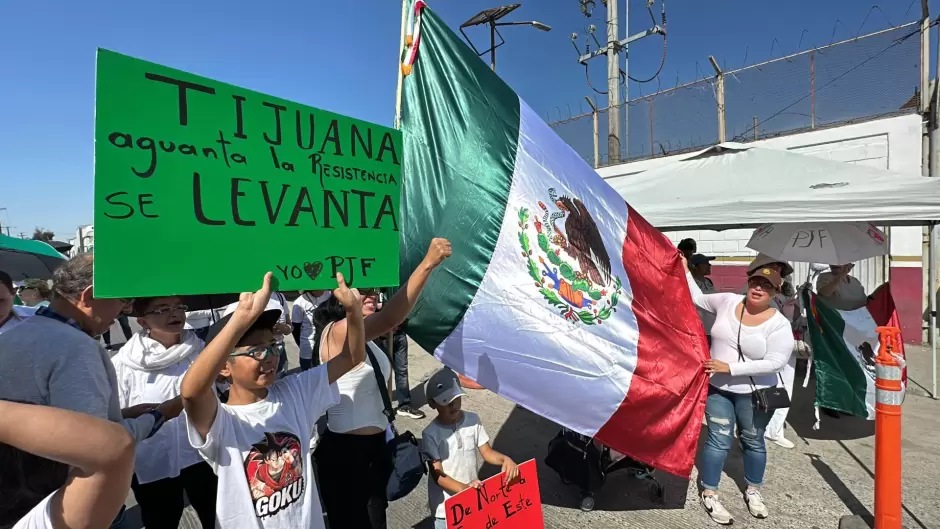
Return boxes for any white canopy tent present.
[603,143,940,398]
[606,143,940,231]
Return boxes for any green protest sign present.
[94,49,401,298]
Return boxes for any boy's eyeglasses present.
[145,304,189,316]
[231,344,281,361]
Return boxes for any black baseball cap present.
[690,254,715,267]
[203,300,282,346]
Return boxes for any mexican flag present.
[803,284,906,419]
[398,3,709,478]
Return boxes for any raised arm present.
[816,272,841,298]
[325,274,366,385]
[363,238,451,341]
[680,253,733,314]
[0,401,135,529]
[181,273,273,439]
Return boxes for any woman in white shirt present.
[745,255,799,451]
[111,297,217,529]
[313,238,451,529]
[684,257,794,526]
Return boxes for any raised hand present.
[232,272,273,328]
[332,273,362,311]
[501,458,520,484]
[423,238,452,269]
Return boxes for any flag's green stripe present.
[803,291,870,417]
[399,9,521,352]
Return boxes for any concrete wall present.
[599,114,926,342]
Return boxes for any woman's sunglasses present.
[747,279,776,292]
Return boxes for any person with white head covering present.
[111,296,217,529]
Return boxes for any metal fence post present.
[585,96,599,169]
[709,56,725,143]
[810,49,816,129]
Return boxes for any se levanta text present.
[103,172,398,231]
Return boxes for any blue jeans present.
[377,330,411,405]
[699,385,771,490]
[434,519,447,529]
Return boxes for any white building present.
[67,225,94,256]
[598,113,928,341]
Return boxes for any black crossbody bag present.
[363,343,426,501]
[736,303,791,412]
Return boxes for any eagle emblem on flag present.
[517,188,623,325]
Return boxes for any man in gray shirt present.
[0,253,181,525]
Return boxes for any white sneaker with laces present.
[745,489,769,518]
[765,432,795,449]
[700,493,734,525]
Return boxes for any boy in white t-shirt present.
[421,369,519,529]
[181,272,365,529]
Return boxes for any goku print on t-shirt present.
[244,432,306,518]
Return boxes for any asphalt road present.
[105,314,940,529]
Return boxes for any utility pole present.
[577,1,664,165]
[606,0,620,164]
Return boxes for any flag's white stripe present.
[434,99,638,436]
[838,307,878,419]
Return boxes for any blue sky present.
[0,0,933,239]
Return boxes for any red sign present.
[445,459,544,529]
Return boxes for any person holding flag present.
[683,254,794,524]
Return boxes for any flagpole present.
[394,0,408,129]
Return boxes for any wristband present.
[145,409,166,438]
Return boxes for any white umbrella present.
[746,222,887,265]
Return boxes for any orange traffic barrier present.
[458,373,485,390]
[874,326,904,529]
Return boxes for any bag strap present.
[736,302,785,389]
[364,342,396,424]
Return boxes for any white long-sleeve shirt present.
[687,273,794,394]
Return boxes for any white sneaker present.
[765,433,795,449]
[700,493,734,525]
[745,489,769,519]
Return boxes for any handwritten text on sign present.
[93,49,401,298]
[445,459,543,529]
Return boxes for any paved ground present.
[108,317,940,529]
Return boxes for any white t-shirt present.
[290,292,331,360]
[687,273,794,394]
[421,411,490,520]
[184,309,215,330]
[186,364,340,529]
[11,491,54,529]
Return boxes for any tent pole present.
[394,0,408,129]
[930,222,937,399]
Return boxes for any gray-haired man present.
[0,253,180,526]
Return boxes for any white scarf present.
[120,329,201,371]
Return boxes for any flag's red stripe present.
[594,204,709,478]
[866,283,907,383]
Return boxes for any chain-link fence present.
[550,21,922,168]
